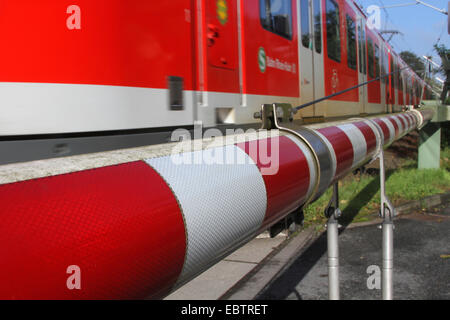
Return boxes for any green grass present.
[441,147,450,171]
[303,148,450,229]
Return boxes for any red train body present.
[0,0,434,136]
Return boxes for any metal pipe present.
[382,220,394,300]
[327,215,340,300]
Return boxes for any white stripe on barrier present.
[406,113,413,129]
[408,113,416,128]
[392,116,403,135]
[395,114,405,132]
[337,124,367,168]
[400,114,411,132]
[146,145,267,287]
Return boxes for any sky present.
[356,0,449,70]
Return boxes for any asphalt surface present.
[258,204,450,300]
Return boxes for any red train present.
[0,0,434,161]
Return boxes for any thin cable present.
[295,66,412,111]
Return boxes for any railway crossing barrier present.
[0,105,434,299]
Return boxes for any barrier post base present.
[418,122,441,169]
[325,182,341,300]
[378,148,396,300]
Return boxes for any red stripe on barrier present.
[0,161,186,299]
[353,122,377,155]
[237,136,310,230]
[406,113,413,128]
[317,126,353,179]
[373,118,391,144]
[388,116,399,137]
[396,115,407,131]
[403,114,412,128]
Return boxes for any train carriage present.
[0,0,429,162]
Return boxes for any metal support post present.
[382,219,394,300]
[378,148,395,300]
[325,182,341,300]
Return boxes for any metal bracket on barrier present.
[253,103,297,130]
[410,108,425,130]
[255,103,341,299]
[254,103,321,207]
[324,182,342,300]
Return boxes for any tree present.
[433,44,450,103]
[399,50,426,79]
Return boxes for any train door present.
[397,67,404,107]
[389,53,396,110]
[312,0,324,117]
[392,56,398,111]
[298,0,323,118]
[197,0,241,126]
[357,17,367,114]
[381,47,388,112]
[298,0,314,116]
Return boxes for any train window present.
[314,0,322,53]
[362,27,366,75]
[393,62,397,88]
[386,60,390,85]
[326,0,341,62]
[394,62,398,87]
[358,25,363,73]
[260,0,293,40]
[382,51,388,83]
[300,0,310,48]
[399,72,403,91]
[346,15,356,70]
[168,76,184,111]
[374,44,380,78]
[367,38,374,78]
[391,58,396,88]
[379,52,384,83]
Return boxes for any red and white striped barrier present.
[0,110,433,299]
